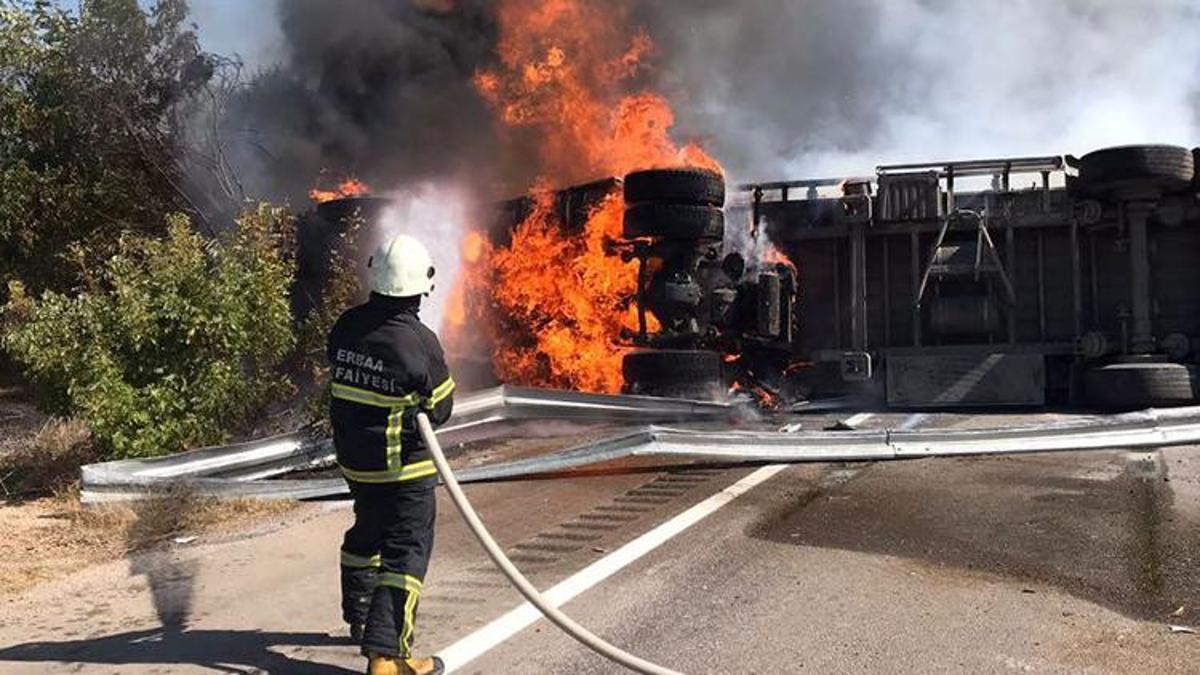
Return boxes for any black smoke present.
[225,0,500,204]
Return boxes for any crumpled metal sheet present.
[79,386,736,503]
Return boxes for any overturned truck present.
[617,144,1200,410]
[309,144,1200,410]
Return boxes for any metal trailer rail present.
[736,156,1068,198]
[79,386,736,503]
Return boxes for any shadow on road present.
[0,489,361,674]
[0,627,359,674]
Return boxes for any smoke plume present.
[202,0,1200,334]
[225,0,501,204]
[211,0,1200,200]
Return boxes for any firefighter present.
[327,233,454,675]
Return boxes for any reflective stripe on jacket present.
[327,293,455,484]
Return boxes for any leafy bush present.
[293,217,365,430]
[1,205,297,458]
[0,0,216,298]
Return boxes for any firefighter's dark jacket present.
[327,293,454,485]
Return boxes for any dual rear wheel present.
[621,168,727,399]
[1082,359,1200,410]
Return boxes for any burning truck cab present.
[479,170,800,403]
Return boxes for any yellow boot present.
[366,654,402,675]
[404,656,445,675]
[366,654,444,675]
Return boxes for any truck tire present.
[623,203,725,241]
[1083,361,1200,410]
[624,168,725,207]
[1077,145,1195,197]
[623,349,723,399]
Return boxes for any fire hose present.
[417,413,683,675]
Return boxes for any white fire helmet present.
[368,234,436,298]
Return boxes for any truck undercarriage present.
[624,144,1200,409]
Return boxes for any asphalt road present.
[1,410,1198,674]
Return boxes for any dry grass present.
[0,417,98,501]
[0,485,296,597]
[120,486,296,550]
[0,415,297,597]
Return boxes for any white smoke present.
[653,0,1200,182]
[375,183,470,336]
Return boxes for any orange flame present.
[460,230,487,265]
[728,381,781,410]
[442,231,494,366]
[309,176,370,203]
[473,6,719,184]
[448,0,719,393]
[785,360,814,374]
[760,240,797,275]
[492,189,639,391]
[753,385,781,410]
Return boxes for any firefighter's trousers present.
[340,480,436,658]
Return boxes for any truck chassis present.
[734,144,1200,408]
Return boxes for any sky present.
[185,0,280,69]
[53,1,282,67]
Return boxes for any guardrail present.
[449,406,1200,482]
[79,386,736,503]
[80,393,1200,503]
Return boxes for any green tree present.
[0,0,215,297]
[2,205,298,458]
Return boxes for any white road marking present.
[437,464,789,672]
